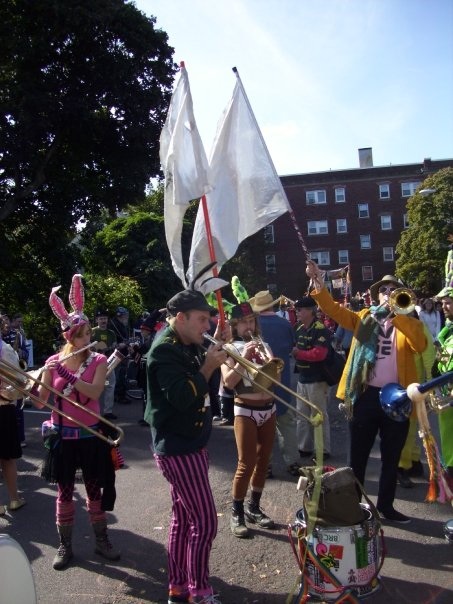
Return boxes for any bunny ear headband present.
[49,274,88,341]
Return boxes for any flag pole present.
[232,67,311,263]
[200,195,226,327]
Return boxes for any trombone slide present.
[203,333,324,421]
[0,357,124,446]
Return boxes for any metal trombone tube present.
[203,332,324,420]
[0,359,124,446]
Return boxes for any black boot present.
[92,520,121,560]
[53,525,74,570]
[230,500,249,538]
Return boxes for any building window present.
[358,203,369,218]
[362,266,373,281]
[381,215,392,230]
[310,251,330,266]
[338,249,349,264]
[263,224,274,244]
[336,219,347,233]
[403,213,409,228]
[306,190,326,205]
[335,187,346,203]
[379,184,390,199]
[383,247,394,261]
[401,182,421,197]
[360,234,371,249]
[265,254,276,273]
[308,220,328,235]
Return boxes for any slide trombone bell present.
[204,332,323,420]
[0,358,124,447]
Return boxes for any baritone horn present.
[0,356,124,446]
[387,287,417,315]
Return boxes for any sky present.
[135,0,453,176]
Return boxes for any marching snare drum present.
[294,504,382,600]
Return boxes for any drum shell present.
[295,503,381,600]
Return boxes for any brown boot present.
[92,520,120,561]
[53,525,74,570]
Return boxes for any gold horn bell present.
[388,287,416,315]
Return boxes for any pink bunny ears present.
[49,274,88,341]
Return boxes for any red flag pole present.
[200,194,226,328]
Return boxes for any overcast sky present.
[135,0,453,176]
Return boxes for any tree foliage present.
[396,167,453,295]
[0,0,176,225]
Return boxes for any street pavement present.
[1,387,453,604]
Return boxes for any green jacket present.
[144,326,212,456]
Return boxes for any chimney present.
[358,147,373,168]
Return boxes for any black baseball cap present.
[166,290,215,315]
[294,296,317,309]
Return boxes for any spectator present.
[92,310,118,420]
[419,298,441,341]
[293,297,333,458]
[0,318,27,515]
[249,290,299,477]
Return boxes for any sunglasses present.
[378,286,397,294]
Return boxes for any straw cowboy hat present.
[249,290,282,313]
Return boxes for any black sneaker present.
[378,508,411,524]
[408,460,424,477]
[230,512,249,538]
[397,468,415,489]
[245,505,275,529]
[168,591,190,603]
[103,412,118,420]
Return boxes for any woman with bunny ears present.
[36,274,120,570]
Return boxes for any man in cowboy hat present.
[249,291,299,476]
[306,260,427,524]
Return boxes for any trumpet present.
[0,356,124,446]
[388,287,417,315]
[203,333,323,423]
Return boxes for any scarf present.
[344,306,388,409]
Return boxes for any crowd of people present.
[1,256,452,604]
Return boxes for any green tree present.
[396,167,453,295]
[0,0,176,225]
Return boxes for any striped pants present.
[155,448,217,598]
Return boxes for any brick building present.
[260,149,453,301]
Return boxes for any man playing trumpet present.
[306,260,427,524]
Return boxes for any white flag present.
[160,64,211,287]
[187,76,290,285]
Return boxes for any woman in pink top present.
[36,275,120,571]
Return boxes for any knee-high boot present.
[53,525,74,570]
[92,520,120,560]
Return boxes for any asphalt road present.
[1,387,453,604]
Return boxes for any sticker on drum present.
[294,503,382,600]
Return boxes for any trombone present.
[203,333,324,424]
[0,357,124,447]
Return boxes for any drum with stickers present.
[294,503,383,601]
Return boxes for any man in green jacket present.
[144,289,229,604]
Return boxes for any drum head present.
[0,534,37,603]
